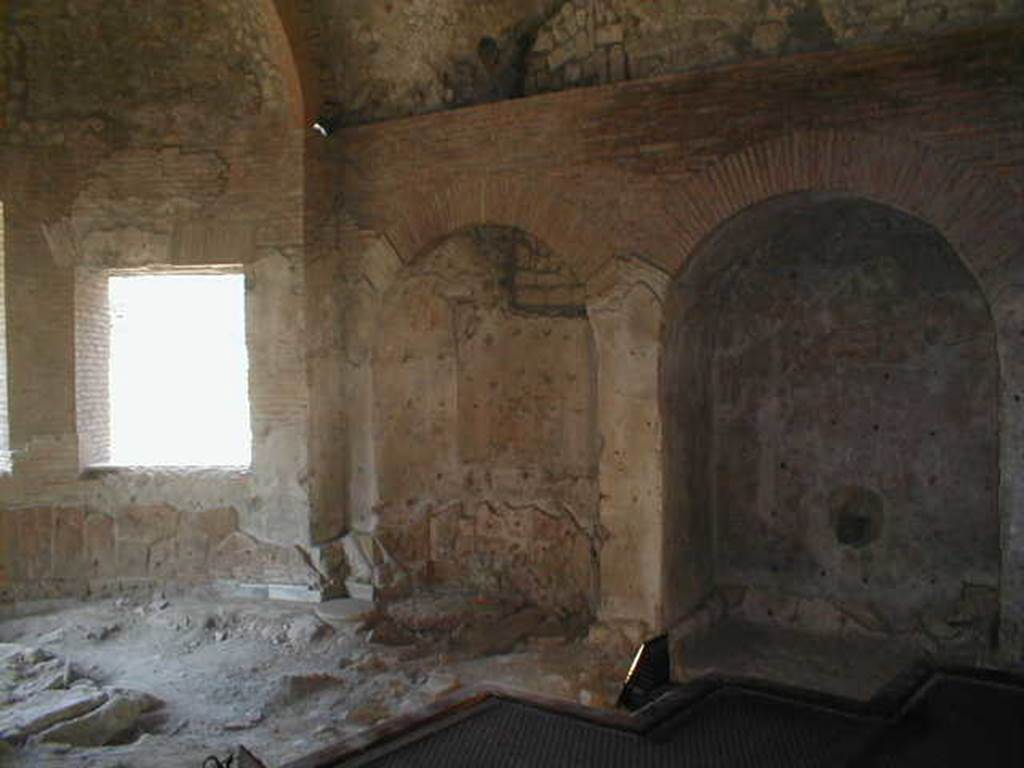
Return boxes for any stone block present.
[0,511,12,587]
[51,509,85,580]
[37,689,160,747]
[751,21,787,54]
[175,527,210,579]
[595,24,624,46]
[147,537,177,579]
[608,44,627,82]
[534,29,554,54]
[14,509,52,581]
[268,584,323,602]
[344,578,375,602]
[562,6,579,36]
[116,505,179,544]
[116,541,149,579]
[378,519,428,567]
[429,509,458,562]
[454,516,476,557]
[575,31,594,59]
[0,683,108,743]
[194,507,238,545]
[210,532,318,586]
[84,513,115,580]
[549,42,576,71]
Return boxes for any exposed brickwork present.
[663,194,999,639]
[330,27,1024,287]
[0,202,9,473]
[74,269,110,468]
[320,26,1024,651]
[0,1,314,600]
[0,503,323,602]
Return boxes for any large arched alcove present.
[662,193,1000,650]
[366,225,601,618]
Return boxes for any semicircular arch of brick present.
[370,178,618,298]
[658,127,1024,654]
[658,130,1023,301]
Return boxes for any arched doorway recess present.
[662,193,1000,654]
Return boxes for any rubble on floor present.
[0,590,623,767]
[0,643,161,747]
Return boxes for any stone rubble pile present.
[0,643,161,748]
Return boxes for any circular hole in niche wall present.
[829,486,884,548]
[478,37,500,69]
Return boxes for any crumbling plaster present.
[663,193,1000,642]
[2,2,1024,668]
[319,28,1024,656]
[0,0,318,602]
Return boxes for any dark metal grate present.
[308,668,1024,768]
[344,690,879,767]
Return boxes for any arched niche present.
[662,193,1000,648]
[367,225,601,617]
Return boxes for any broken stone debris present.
[0,643,161,747]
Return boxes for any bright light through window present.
[108,273,251,467]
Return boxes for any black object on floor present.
[616,634,671,711]
[281,667,1024,768]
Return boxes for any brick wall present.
[315,25,1024,651]
[74,269,110,468]
[0,202,9,473]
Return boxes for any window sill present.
[80,465,252,481]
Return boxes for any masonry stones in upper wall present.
[3,0,288,147]
[524,0,1022,96]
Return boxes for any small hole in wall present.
[1015,394,1021,403]
[477,36,500,70]
[830,486,883,548]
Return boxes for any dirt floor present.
[0,590,955,767]
[0,590,627,767]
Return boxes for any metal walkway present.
[281,667,1024,768]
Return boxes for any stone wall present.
[300,0,558,125]
[312,228,601,615]
[0,1,317,602]
[0,504,325,604]
[290,0,1024,124]
[663,194,999,638]
[525,0,1024,96]
[318,26,1024,654]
